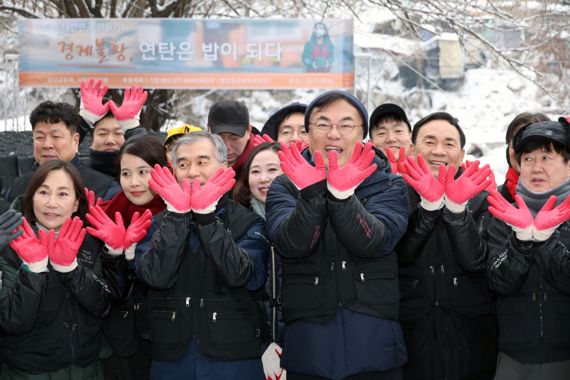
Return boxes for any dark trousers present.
[288,367,402,380]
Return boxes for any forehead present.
[311,99,362,122]
[33,121,72,134]
[280,112,305,127]
[41,169,73,187]
[121,153,150,168]
[177,138,217,161]
[375,120,408,130]
[417,119,461,141]
[251,149,280,166]
[94,117,121,132]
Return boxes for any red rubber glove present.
[533,195,570,241]
[462,160,496,192]
[191,167,236,214]
[9,218,53,273]
[124,209,153,260]
[327,142,376,200]
[79,79,110,124]
[85,205,126,254]
[291,139,309,152]
[252,134,274,146]
[385,146,408,176]
[148,164,192,213]
[262,342,286,380]
[445,161,492,213]
[487,191,534,241]
[50,217,87,273]
[402,154,446,211]
[108,86,148,130]
[278,143,326,190]
[84,188,102,209]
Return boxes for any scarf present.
[505,167,519,200]
[100,191,165,226]
[232,136,256,172]
[89,149,120,177]
[250,197,265,220]
[516,179,570,216]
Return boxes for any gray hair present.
[170,131,228,167]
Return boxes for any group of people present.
[0,78,568,380]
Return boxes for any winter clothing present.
[396,179,497,380]
[513,118,570,153]
[486,180,570,366]
[208,100,250,137]
[501,167,519,203]
[0,233,125,376]
[232,135,257,179]
[87,149,120,177]
[369,103,412,135]
[265,148,409,379]
[135,195,269,378]
[261,103,308,140]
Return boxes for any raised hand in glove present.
[445,161,492,213]
[327,142,376,200]
[79,79,110,124]
[487,191,534,241]
[0,209,23,251]
[462,160,496,192]
[278,142,325,190]
[50,217,86,273]
[85,205,126,254]
[402,154,446,211]
[109,86,148,131]
[385,146,409,176]
[124,209,152,260]
[533,195,570,241]
[9,218,53,273]
[148,164,191,213]
[252,134,274,146]
[84,188,102,209]
[262,342,286,380]
[191,167,235,215]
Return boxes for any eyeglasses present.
[310,122,361,135]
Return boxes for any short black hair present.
[29,101,80,133]
[515,138,570,164]
[118,135,168,172]
[412,112,466,148]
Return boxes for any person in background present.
[164,124,204,163]
[233,142,286,380]
[266,90,409,379]
[302,22,334,72]
[396,112,497,380]
[261,103,309,147]
[486,118,570,380]
[369,103,413,175]
[208,99,256,180]
[136,131,269,380]
[0,159,125,379]
[500,113,550,203]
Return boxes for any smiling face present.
[91,116,125,152]
[174,138,225,186]
[277,112,309,145]
[370,119,412,159]
[32,169,79,230]
[248,149,282,205]
[308,98,364,167]
[120,153,155,206]
[33,122,79,165]
[520,145,570,192]
[411,119,465,178]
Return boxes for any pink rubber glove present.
[291,139,309,152]
[487,191,534,241]
[191,167,236,214]
[327,142,376,200]
[445,161,492,213]
[385,146,408,176]
[84,188,102,209]
[124,210,152,260]
[148,164,192,213]
[253,134,274,146]
[262,342,286,380]
[533,195,570,241]
[278,143,326,190]
[79,79,110,124]
[85,205,126,254]
[9,218,53,273]
[402,154,446,211]
[50,217,87,273]
[462,160,496,192]
[108,86,148,130]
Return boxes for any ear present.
[409,143,416,156]
[245,125,253,138]
[73,198,79,214]
[72,132,80,151]
[459,148,465,163]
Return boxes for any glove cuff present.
[125,244,137,261]
[327,183,355,200]
[79,108,105,125]
[50,259,78,273]
[165,200,191,214]
[512,226,534,241]
[117,118,140,131]
[533,227,557,242]
[420,196,444,211]
[24,257,49,273]
[444,197,467,213]
[105,244,124,256]
[192,202,218,216]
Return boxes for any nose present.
[385,131,396,143]
[326,125,342,139]
[45,194,57,207]
[432,143,446,156]
[42,136,55,148]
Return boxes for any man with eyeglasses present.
[265,91,409,380]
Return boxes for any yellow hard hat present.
[164,124,203,147]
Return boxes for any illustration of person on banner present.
[302,22,334,72]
